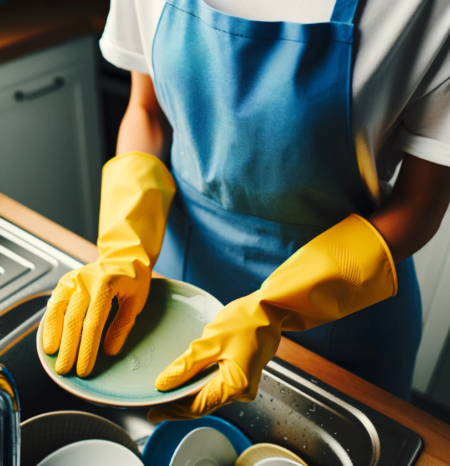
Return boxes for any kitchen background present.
[1,0,450,424]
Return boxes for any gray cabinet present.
[0,35,103,242]
[413,206,450,406]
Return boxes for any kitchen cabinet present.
[413,205,450,406]
[0,35,103,242]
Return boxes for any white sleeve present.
[99,0,149,74]
[396,48,450,167]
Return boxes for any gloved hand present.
[43,152,176,377]
[147,214,397,421]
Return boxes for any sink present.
[0,217,80,314]
[0,300,422,466]
[0,218,423,465]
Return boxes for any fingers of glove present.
[154,337,220,392]
[148,360,248,422]
[43,283,73,355]
[103,295,141,356]
[76,285,115,378]
[54,288,90,375]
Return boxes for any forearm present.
[116,71,171,161]
[116,105,166,158]
[369,153,450,264]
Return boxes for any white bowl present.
[37,439,144,466]
[255,459,304,466]
[169,427,237,466]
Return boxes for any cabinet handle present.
[14,77,65,102]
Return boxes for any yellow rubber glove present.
[147,214,397,421]
[43,152,176,377]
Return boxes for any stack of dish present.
[142,416,308,466]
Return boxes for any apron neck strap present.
[330,0,360,24]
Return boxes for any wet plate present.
[36,278,223,407]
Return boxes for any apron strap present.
[330,0,360,24]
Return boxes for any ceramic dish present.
[36,278,223,407]
[20,410,140,466]
[142,415,252,465]
[37,439,143,466]
[236,443,308,466]
[169,427,237,466]
[254,459,304,466]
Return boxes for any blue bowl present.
[142,415,252,465]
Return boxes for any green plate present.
[37,278,223,407]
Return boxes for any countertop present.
[0,0,109,65]
[1,192,450,464]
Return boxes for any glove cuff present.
[98,152,176,265]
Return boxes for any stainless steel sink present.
[0,218,423,465]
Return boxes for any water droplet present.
[330,417,333,420]
[334,432,337,435]
[126,353,140,370]
[280,388,285,394]
[311,378,318,384]
[284,437,288,441]
[250,424,254,427]
[285,421,291,425]
[239,411,244,417]
[259,393,263,398]
[347,449,350,452]
[309,403,317,412]
[264,375,269,381]
[320,424,323,427]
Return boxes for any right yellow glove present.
[43,152,176,377]
[148,214,397,421]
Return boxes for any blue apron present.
[152,0,422,399]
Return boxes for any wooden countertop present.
[0,0,109,65]
[1,192,450,464]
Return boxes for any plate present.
[142,415,252,465]
[236,444,308,466]
[21,411,140,466]
[169,427,237,466]
[37,278,223,407]
[37,439,143,466]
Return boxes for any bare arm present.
[116,71,172,161]
[370,153,450,264]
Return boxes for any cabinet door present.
[0,36,103,242]
[412,206,450,399]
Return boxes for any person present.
[43,0,450,421]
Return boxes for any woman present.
[43,0,450,421]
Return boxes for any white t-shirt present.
[100,0,450,203]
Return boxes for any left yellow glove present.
[43,152,176,377]
[147,214,397,421]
